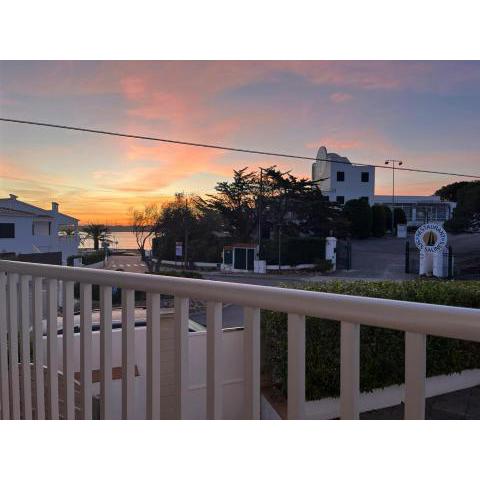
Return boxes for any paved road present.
[105,254,147,273]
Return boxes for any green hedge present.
[344,199,372,238]
[260,237,326,265]
[371,205,387,237]
[262,280,480,401]
[152,236,225,263]
[81,251,106,265]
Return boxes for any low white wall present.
[161,260,218,268]
[305,369,480,419]
[80,260,105,269]
[266,264,315,271]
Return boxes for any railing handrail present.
[1,259,480,342]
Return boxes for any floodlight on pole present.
[385,160,403,205]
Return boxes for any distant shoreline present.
[80,226,134,232]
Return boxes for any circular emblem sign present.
[414,223,448,253]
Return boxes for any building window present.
[336,195,345,204]
[337,171,345,182]
[0,223,15,239]
[48,222,51,235]
[361,172,369,182]
[360,196,369,203]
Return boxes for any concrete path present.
[362,385,480,420]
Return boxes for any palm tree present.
[82,224,111,250]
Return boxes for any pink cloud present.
[330,92,353,103]
[120,76,148,101]
[306,128,396,159]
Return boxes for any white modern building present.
[312,146,375,205]
[0,194,79,264]
[311,146,457,226]
[374,195,456,227]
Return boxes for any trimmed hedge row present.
[260,237,326,265]
[82,251,106,265]
[262,280,480,401]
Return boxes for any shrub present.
[262,280,480,401]
[371,205,387,237]
[383,205,393,232]
[440,181,480,232]
[344,199,372,238]
[81,251,106,265]
[444,215,469,233]
[393,207,407,228]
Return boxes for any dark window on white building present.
[337,171,345,182]
[336,195,345,204]
[361,172,369,182]
[0,223,15,238]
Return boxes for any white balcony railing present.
[1,259,480,420]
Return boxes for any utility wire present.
[1,117,480,179]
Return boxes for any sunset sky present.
[1,60,480,224]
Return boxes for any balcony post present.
[100,285,112,419]
[146,292,161,420]
[175,296,189,419]
[288,313,305,419]
[244,307,261,420]
[207,301,223,419]
[0,272,10,419]
[340,321,360,419]
[404,332,426,420]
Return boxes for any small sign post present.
[175,242,183,263]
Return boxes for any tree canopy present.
[344,199,372,238]
[435,181,480,202]
[82,223,111,251]
[195,166,346,243]
[442,181,480,232]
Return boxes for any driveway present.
[338,236,415,280]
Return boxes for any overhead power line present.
[1,117,480,179]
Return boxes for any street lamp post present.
[257,167,266,260]
[384,160,403,205]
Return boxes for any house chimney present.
[52,201,59,213]
[9,194,18,200]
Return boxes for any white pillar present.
[419,251,434,276]
[325,237,337,272]
[433,247,448,278]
